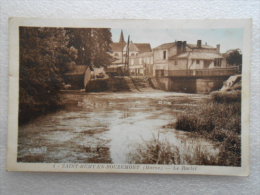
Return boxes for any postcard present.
[7,18,251,175]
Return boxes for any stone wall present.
[151,76,229,93]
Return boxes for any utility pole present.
[125,35,130,75]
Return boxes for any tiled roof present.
[110,42,126,52]
[153,42,176,50]
[123,43,152,53]
[128,43,139,52]
[134,43,152,53]
[111,42,151,53]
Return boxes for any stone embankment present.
[85,76,155,92]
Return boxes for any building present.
[129,52,153,76]
[108,30,152,75]
[153,40,226,77]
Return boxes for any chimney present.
[182,41,187,52]
[177,41,182,54]
[216,44,220,53]
[197,40,202,48]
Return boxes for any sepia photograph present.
[7,18,251,175]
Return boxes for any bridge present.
[151,67,239,93]
[155,67,239,77]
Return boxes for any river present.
[18,91,219,164]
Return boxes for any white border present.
[7,18,251,176]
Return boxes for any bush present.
[210,90,241,103]
[176,114,215,132]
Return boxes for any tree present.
[66,28,112,67]
[226,49,242,66]
[19,27,74,123]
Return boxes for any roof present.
[153,42,176,50]
[134,43,152,53]
[110,42,126,52]
[123,43,152,53]
[187,44,215,49]
[128,43,139,52]
[170,52,223,60]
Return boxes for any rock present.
[221,74,241,91]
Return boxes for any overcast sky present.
[111,28,243,53]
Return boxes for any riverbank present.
[129,90,241,166]
[173,90,241,166]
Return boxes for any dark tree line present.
[19,27,112,124]
[226,49,242,73]
[66,28,112,67]
[226,49,242,66]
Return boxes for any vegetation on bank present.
[176,90,241,166]
[129,136,225,165]
[19,27,112,124]
[129,90,241,166]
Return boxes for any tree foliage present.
[226,49,242,66]
[19,27,74,123]
[19,27,113,123]
[66,28,112,67]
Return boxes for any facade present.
[108,30,152,74]
[109,31,230,77]
[153,40,226,76]
[129,52,153,76]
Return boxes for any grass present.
[128,135,224,165]
[210,90,241,103]
[129,90,242,166]
[128,136,181,164]
[174,90,241,166]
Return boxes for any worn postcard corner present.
[7,18,251,176]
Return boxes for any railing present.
[156,67,239,77]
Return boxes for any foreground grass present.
[175,90,241,166]
[128,136,225,165]
[129,90,241,166]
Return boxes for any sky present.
[111,28,243,53]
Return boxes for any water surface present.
[18,91,219,164]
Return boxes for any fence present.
[155,67,239,77]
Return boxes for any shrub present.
[210,90,241,103]
[176,114,214,132]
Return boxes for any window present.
[214,58,222,67]
[204,60,211,68]
[163,51,167,59]
[114,53,119,57]
[196,59,200,64]
[131,53,135,57]
[174,60,177,65]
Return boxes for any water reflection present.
[18,91,217,164]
